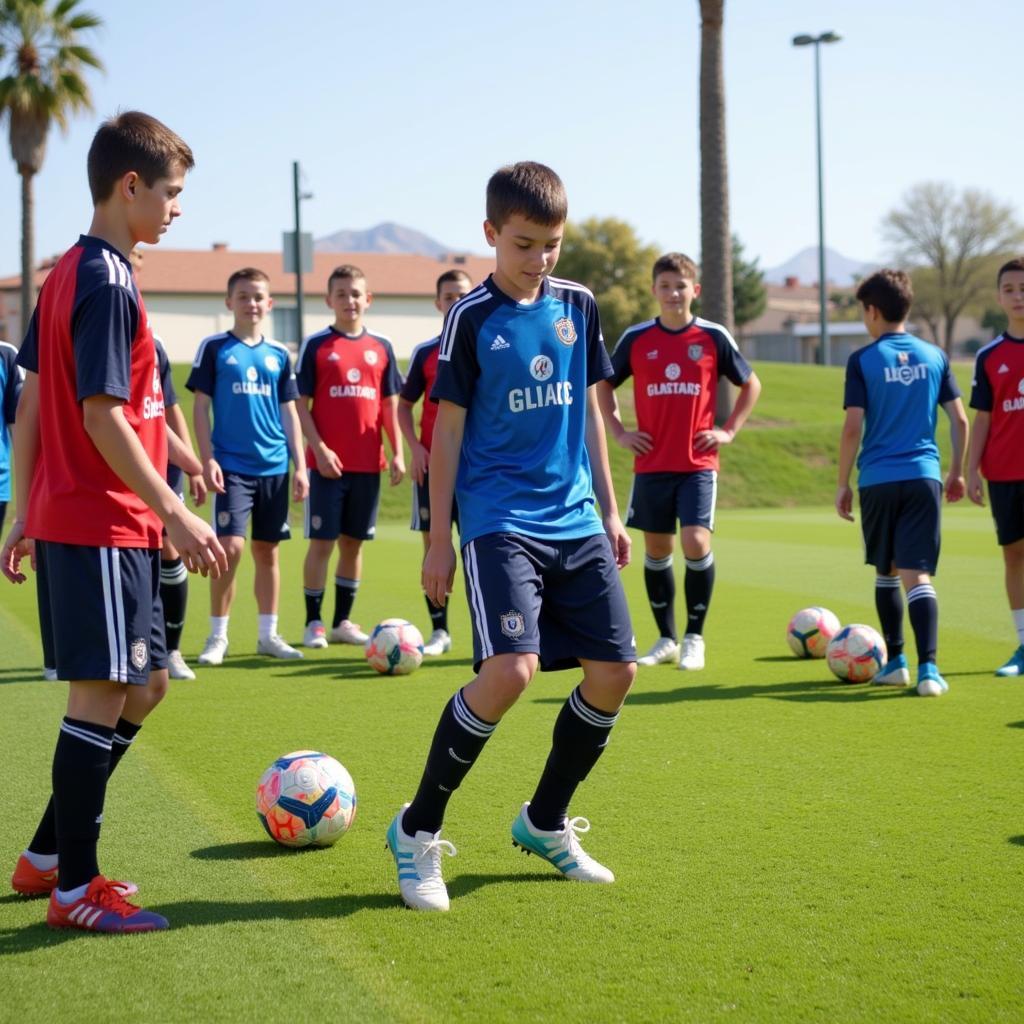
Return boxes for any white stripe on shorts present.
[99,548,124,682]
[463,540,494,662]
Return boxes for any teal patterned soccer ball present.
[365,619,424,675]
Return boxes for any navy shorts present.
[860,479,942,574]
[36,541,167,684]
[214,472,291,541]
[626,470,717,533]
[305,470,380,541]
[0,499,6,535]
[988,480,1024,547]
[461,531,636,673]
[410,471,459,532]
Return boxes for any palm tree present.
[698,0,734,421]
[0,0,102,336]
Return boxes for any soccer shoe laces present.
[555,817,592,859]
[92,877,142,917]
[412,834,457,884]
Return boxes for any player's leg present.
[872,567,910,685]
[415,471,452,655]
[677,471,717,671]
[330,472,380,644]
[252,474,301,659]
[302,470,340,647]
[161,534,193,680]
[990,482,1024,675]
[629,473,679,665]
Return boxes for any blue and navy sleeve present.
[278,350,299,403]
[400,347,428,403]
[15,310,38,373]
[608,330,635,388]
[714,329,753,387]
[843,350,867,410]
[937,353,960,405]
[432,305,480,408]
[296,336,321,397]
[71,284,139,402]
[583,293,612,386]
[970,347,994,412]
[185,337,220,396]
[155,337,177,407]
[2,345,23,424]
[380,340,402,398]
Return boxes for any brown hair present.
[87,111,194,203]
[855,269,914,323]
[227,267,270,295]
[436,269,472,298]
[327,264,366,293]
[486,162,567,230]
[997,257,1024,286]
[652,252,699,283]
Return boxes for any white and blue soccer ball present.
[826,624,887,684]
[365,618,424,676]
[786,606,841,658]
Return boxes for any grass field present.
[1,502,1021,1023]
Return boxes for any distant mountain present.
[314,222,455,257]
[765,247,877,287]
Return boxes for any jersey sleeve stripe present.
[191,333,225,368]
[695,317,740,352]
[547,276,597,301]
[296,328,333,370]
[439,288,491,362]
[611,320,656,357]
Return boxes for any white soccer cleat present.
[330,619,369,645]
[422,629,452,656]
[636,636,680,667]
[257,634,304,660]
[197,634,229,666]
[678,633,705,671]
[385,804,456,912]
[167,649,196,680]
[303,620,328,649]
[511,803,614,883]
[41,667,58,682]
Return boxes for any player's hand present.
[410,442,429,485]
[204,458,226,495]
[944,472,966,503]
[603,514,631,569]
[389,453,405,487]
[693,427,735,453]
[292,468,310,502]
[315,444,343,479]
[967,471,986,507]
[166,507,229,578]
[189,473,208,507]
[1,520,35,583]
[422,537,456,608]
[835,485,855,522]
[616,429,653,456]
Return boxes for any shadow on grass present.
[214,655,477,680]
[1007,721,1024,730]
[190,841,328,861]
[0,667,52,686]
[1009,836,1024,848]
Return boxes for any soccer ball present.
[826,624,887,684]
[786,606,841,658]
[365,618,424,675]
[256,750,357,848]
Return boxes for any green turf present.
[1,506,1021,1023]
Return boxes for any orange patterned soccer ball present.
[256,751,357,848]
[786,606,841,658]
[826,624,887,684]
[365,619,424,675]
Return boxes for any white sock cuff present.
[644,554,674,572]
[210,615,229,638]
[907,584,936,603]
[685,552,714,572]
[875,575,900,588]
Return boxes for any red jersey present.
[608,317,752,473]
[969,333,1024,481]
[296,327,401,472]
[16,235,167,547]
[399,335,441,450]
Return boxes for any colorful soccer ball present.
[256,750,357,848]
[786,606,841,658]
[365,618,424,675]
[826,624,887,684]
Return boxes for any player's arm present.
[295,397,342,478]
[695,371,762,452]
[942,397,969,503]
[82,394,227,576]
[966,410,990,506]
[398,397,429,485]
[597,379,652,456]
[165,402,202,478]
[279,399,309,501]
[586,384,630,569]
[836,406,863,522]
[381,394,405,486]
[422,400,463,607]
[191,390,225,495]
[1,371,40,583]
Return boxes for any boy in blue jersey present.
[187,268,309,664]
[0,339,24,535]
[385,162,636,912]
[837,269,968,696]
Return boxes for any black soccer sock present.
[875,575,904,658]
[684,552,715,636]
[528,686,620,832]
[52,717,115,891]
[160,557,189,651]
[402,689,497,836]
[109,717,142,773]
[425,593,448,634]
[304,587,324,625]
[907,583,939,665]
[643,554,676,641]
[333,576,359,628]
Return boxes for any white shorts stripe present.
[99,549,123,683]
[708,470,718,532]
[463,541,493,661]
[110,549,128,682]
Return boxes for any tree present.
[0,0,102,335]
[731,235,766,332]
[882,182,1024,353]
[556,217,659,348]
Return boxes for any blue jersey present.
[433,274,612,546]
[186,333,299,477]
[0,340,25,502]
[843,332,959,488]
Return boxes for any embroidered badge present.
[217,511,231,527]
[364,350,379,366]
[130,639,148,671]
[688,344,703,362]
[500,610,526,639]
[554,317,577,345]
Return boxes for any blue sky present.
[0,0,1020,282]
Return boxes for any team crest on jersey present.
[897,351,909,364]
[688,344,703,362]
[364,350,379,366]
[665,362,681,381]
[265,355,280,372]
[1018,378,1024,396]
[218,511,230,527]
[530,355,554,381]
[130,638,148,671]
[347,368,362,383]
[246,366,259,382]
[500,610,526,639]
[554,317,577,345]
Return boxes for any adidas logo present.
[226,355,239,365]
[490,335,510,351]
[328,352,341,361]
[999,364,1010,374]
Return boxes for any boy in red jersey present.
[397,269,472,655]
[1,112,227,934]
[296,265,404,648]
[968,257,1024,676]
[599,252,761,671]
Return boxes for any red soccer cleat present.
[11,853,139,898]
[46,875,167,933]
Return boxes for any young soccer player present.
[836,269,968,696]
[188,268,308,664]
[0,339,23,537]
[296,264,404,648]
[598,253,761,671]
[1,111,227,933]
[385,162,636,912]
[397,269,472,655]
[967,257,1024,676]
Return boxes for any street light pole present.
[793,31,841,366]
